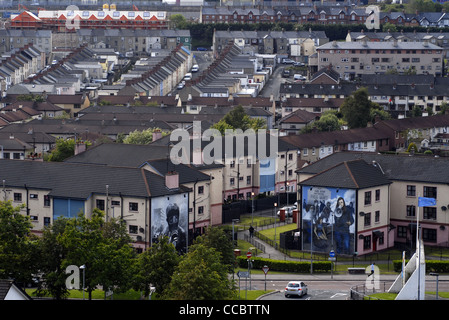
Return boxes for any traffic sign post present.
[329,250,336,279]
[262,265,269,291]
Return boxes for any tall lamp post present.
[273,202,277,249]
[251,192,255,226]
[79,264,86,300]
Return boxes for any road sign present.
[237,271,249,278]
[262,266,269,275]
[329,250,335,258]
[247,251,252,259]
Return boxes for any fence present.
[350,281,394,300]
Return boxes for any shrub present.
[236,256,331,273]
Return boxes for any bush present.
[236,256,331,273]
[393,260,449,273]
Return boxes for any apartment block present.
[317,40,444,80]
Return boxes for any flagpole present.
[417,193,420,300]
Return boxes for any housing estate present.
[296,152,449,256]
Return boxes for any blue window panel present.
[53,198,85,220]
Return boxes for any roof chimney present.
[152,128,162,141]
[165,171,179,190]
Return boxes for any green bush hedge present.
[236,256,331,273]
[393,260,449,273]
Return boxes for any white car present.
[183,73,192,81]
[191,64,199,72]
[177,81,185,89]
[284,281,308,298]
[293,74,306,81]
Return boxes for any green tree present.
[59,209,136,299]
[340,87,379,129]
[211,105,266,134]
[0,201,37,287]
[134,236,180,297]
[46,138,76,162]
[35,218,71,299]
[122,128,169,145]
[194,227,234,270]
[163,242,237,300]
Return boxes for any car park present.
[284,281,308,298]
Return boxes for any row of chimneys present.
[125,43,186,86]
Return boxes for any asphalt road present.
[238,278,357,300]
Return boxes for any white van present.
[294,74,306,81]
[183,73,192,81]
[191,64,199,72]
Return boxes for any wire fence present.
[350,281,394,300]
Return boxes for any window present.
[14,193,22,202]
[363,235,371,250]
[423,186,437,199]
[230,160,235,168]
[406,205,416,217]
[423,207,437,220]
[30,194,38,199]
[129,202,138,211]
[111,200,120,206]
[198,206,204,214]
[230,178,235,185]
[407,185,416,197]
[397,226,407,238]
[44,195,51,207]
[129,225,138,234]
[44,217,51,227]
[96,199,105,211]
[364,191,371,205]
[364,212,371,226]
[422,228,437,242]
[198,186,204,194]
[375,210,380,223]
[375,189,380,202]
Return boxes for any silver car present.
[284,281,308,298]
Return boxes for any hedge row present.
[393,260,449,273]
[236,256,331,273]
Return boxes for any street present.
[238,278,358,300]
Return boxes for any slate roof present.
[299,159,391,189]
[0,159,189,199]
[297,151,449,184]
[65,143,171,167]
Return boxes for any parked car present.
[282,58,295,64]
[294,74,306,81]
[196,47,207,51]
[293,62,305,67]
[191,64,199,72]
[177,81,185,89]
[284,281,308,298]
[282,68,291,78]
[183,73,192,81]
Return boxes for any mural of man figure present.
[166,203,187,254]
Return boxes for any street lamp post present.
[251,192,255,226]
[79,264,86,300]
[273,202,277,249]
